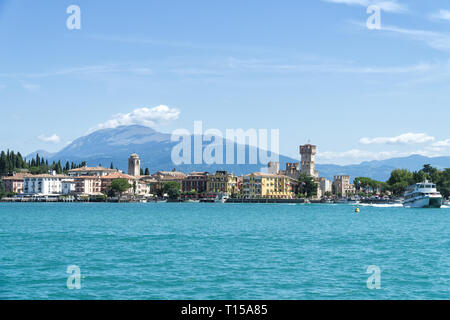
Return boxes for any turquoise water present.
[0,203,448,300]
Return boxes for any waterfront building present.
[73,176,102,196]
[136,182,151,196]
[101,172,137,195]
[207,171,238,196]
[68,166,118,177]
[128,153,141,177]
[319,177,332,196]
[300,144,319,178]
[139,176,160,196]
[2,173,31,194]
[242,173,295,199]
[152,169,187,190]
[281,163,300,179]
[23,172,69,196]
[333,175,356,197]
[62,179,76,195]
[236,176,243,195]
[182,172,209,198]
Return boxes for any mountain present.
[29,125,450,181]
[25,149,56,160]
[44,125,299,176]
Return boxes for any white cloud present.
[430,9,450,21]
[380,25,450,52]
[348,20,450,52]
[227,57,435,75]
[359,133,435,145]
[324,0,407,13]
[0,64,154,79]
[38,134,61,144]
[432,139,450,148]
[91,105,180,132]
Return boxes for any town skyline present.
[1,1,450,164]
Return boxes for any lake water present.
[0,203,448,300]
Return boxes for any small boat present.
[403,180,443,208]
[214,193,229,203]
[185,199,200,203]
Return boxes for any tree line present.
[0,150,90,176]
[355,164,450,198]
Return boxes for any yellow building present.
[243,173,295,199]
[206,171,238,195]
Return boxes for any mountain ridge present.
[26,125,450,181]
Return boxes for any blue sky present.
[1,0,450,164]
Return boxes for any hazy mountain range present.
[26,125,450,181]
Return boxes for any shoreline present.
[0,198,399,205]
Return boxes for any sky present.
[1,0,450,165]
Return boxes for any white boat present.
[214,193,229,203]
[403,180,443,208]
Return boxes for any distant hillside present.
[32,125,299,176]
[27,125,450,181]
[25,149,56,161]
[317,155,450,181]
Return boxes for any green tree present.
[0,150,29,175]
[387,169,415,195]
[144,168,150,176]
[55,161,63,174]
[297,173,318,198]
[438,168,450,198]
[162,181,181,200]
[110,179,131,200]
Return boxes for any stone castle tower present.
[300,144,318,178]
[128,153,141,177]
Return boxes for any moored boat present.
[214,193,229,203]
[403,180,443,208]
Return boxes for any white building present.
[23,173,69,196]
[62,179,76,195]
[128,153,141,177]
[319,177,332,196]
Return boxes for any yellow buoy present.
[355,208,360,213]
